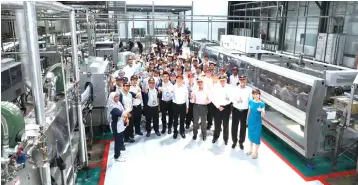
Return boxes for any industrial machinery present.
[220,35,262,53]
[200,43,358,166]
[0,2,95,185]
[80,56,110,135]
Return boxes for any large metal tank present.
[1,102,25,148]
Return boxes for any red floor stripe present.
[261,139,356,182]
[318,178,330,185]
[98,140,111,185]
[89,162,102,168]
[94,138,115,144]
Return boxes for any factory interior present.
[1,0,358,185]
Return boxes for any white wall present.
[123,0,228,41]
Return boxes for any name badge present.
[165,92,170,99]
[152,100,157,105]
[225,95,229,101]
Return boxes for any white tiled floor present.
[104,127,323,185]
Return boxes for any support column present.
[152,1,155,37]
[191,1,193,39]
[70,10,88,167]
[24,1,46,126]
[124,3,128,40]
[15,9,32,89]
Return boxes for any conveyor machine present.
[206,45,358,164]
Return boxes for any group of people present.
[106,42,265,163]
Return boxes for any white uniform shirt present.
[231,85,252,110]
[147,88,159,107]
[123,65,134,80]
[121,92,133,112]
[212,83,232,108]
[191,87,211,105]
[172,83,189,108]
[129,85,142,106]
[160,81,174,101]
[230,74,239,87]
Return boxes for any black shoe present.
[168,129,172,134]
[124,138,135,143]
[193,135,197,140]
[212,138,217,143]
[224,141,228,145]
[129,135,134,139]
[203,136,206,141]
[161,130,166,134]
[146,132,150,137]
[121,145,126,151]
[185,125,190,129]
[180,133,186,139]
[206,125,211,130]
[136,132,143,136]
[232,143,237,149]
[173,133,178,139]
[239,143,244,150]
[155,131,161,136]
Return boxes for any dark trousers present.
[213,104,231,141]
[145,106,159,133]
[124,111,133,139]
[231,108,248,144]
[207,102,215,128]
[193,104,208,136]
[173,103,186,134]
[132,105,142,133]
[160,100,173,131]
[114,132,124,159]
[186,102,194,126]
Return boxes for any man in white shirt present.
[211,75,232,145]
[172,75,189,139]
[158,71,174,134]
[190,78,210,141]
[120,80,139,143]
[123,59,135,80]
[185,73,197,129]
[229,67,239,87]
[231,75,252,150]
[201,54,210,70]
[203,69,214,130]
[129,75,143,136]
[143,78,161,137]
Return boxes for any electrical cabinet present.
[315,33,346,65]
[220,35,235,50]
[1,58,25,101]
[233,36,262,53]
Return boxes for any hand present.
[127,113,132,118]
[186,108,189,113]
[158,87,162,92]
[145,87,149,93]
[218,107,224,111]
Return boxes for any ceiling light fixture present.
[172,8,175,11]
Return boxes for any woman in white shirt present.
[107,92,129,162]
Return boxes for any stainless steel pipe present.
[24,1,46,126]
[60,54,73,185]
[70,10,88,167]
[1,1,72,12]
[14,9,32,89]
